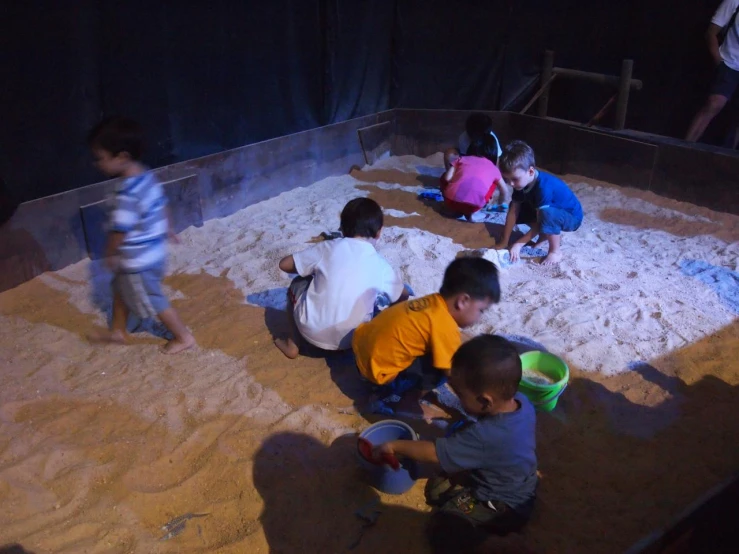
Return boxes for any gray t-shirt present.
[435,392,538,516]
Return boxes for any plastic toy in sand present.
[518,351,569,412]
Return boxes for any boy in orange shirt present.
[352,257,500,416]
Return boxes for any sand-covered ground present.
[1,154,738,553]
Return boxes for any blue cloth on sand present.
[679,259,739,314]
[419,190,444,202]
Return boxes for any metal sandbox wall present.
[392,108,739,218]
[2,108,738,294]
[0,111,394,294]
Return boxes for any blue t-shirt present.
[512,170,582,218]
[435,392,538,516]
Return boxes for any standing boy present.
[88,117,195,354]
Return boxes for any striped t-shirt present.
[108,171,168,273]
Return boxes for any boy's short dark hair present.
[465,113,493,141]
[87,116,144,160]
[499,140,536,174]
[439,257,500,303]
[340,197,383,239]
[452,334,522,400]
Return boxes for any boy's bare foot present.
[541,251,563,266]
[162,334,196,354]
[88,329,128,345]
[274,337,299,359]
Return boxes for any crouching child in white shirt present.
[274,198,409,359]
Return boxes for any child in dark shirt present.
[497,140,583,266]
[371,334,537,534]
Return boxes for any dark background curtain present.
[0,0,728,203]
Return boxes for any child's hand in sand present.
[509,243,523,263]
[168,230,181,244]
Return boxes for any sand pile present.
[1,154,738,553]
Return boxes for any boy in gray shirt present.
[372,334,537,534]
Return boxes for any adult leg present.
[685,94,729,142]
[685,63,738,142]
[723,105,739,149]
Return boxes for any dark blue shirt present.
[512,170,582,218]
[435,392,538,516]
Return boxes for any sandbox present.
[1,111,738,553]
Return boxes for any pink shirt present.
[443,156,501,209]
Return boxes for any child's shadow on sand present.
[0,546,35,554]
[253,431,533,554]
[247,288,377,414]
[530,322,739,552]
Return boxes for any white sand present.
[176,153,736,376]
[0,153,737,553]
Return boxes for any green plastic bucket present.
[518,351,569,412]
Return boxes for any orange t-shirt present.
[352,293,461,385]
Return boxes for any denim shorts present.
[113,263,169,319]
[374,354,447,398]
[517,204,582,236]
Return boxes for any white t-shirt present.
[714,0,739,70]
[292,237,405,351]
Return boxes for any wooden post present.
[614,59,634,130]
[520,74,557,115]
[552,67,642,90]
[537,50,555,118]
[586,93,617,127]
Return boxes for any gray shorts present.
[113,264,169,319]
[288,275,312,306]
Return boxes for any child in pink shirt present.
[440,149,504,221]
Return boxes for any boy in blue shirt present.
[497,140,583,266]
[371,335,537,535]
[88,117,195,354]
